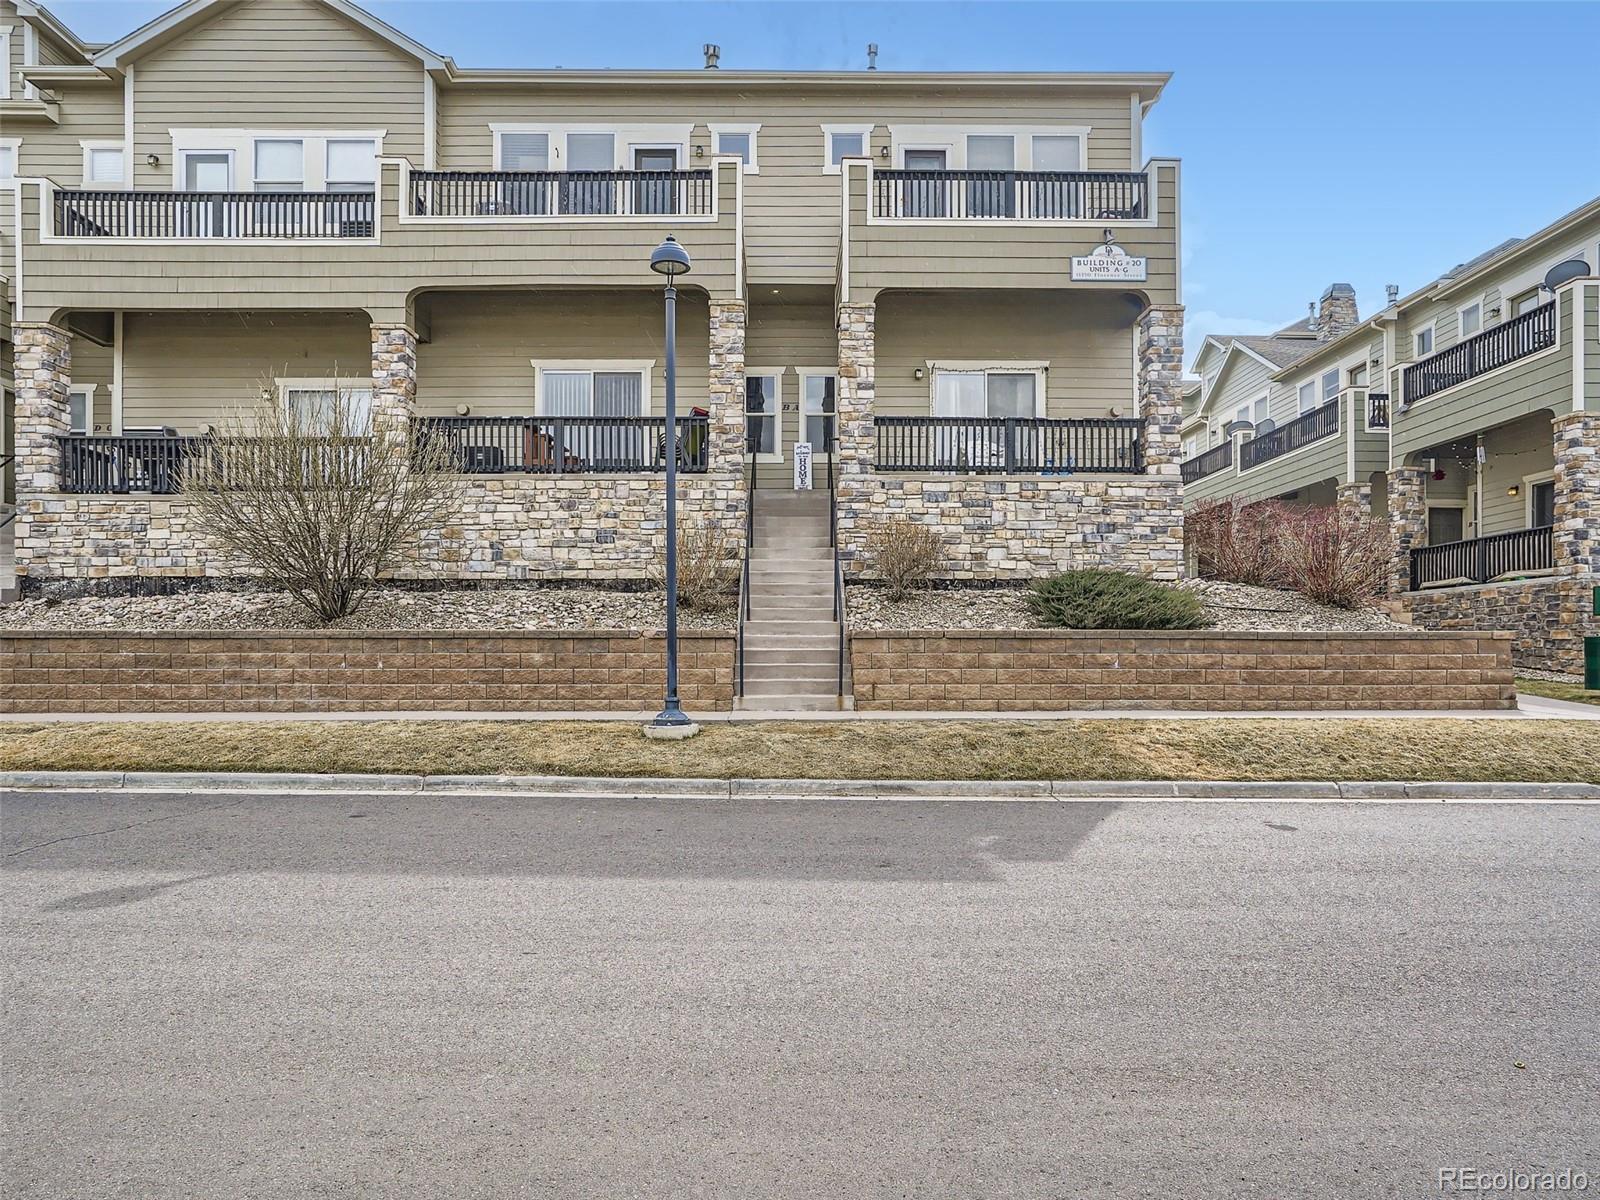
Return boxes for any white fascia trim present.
[112,311,125,435]
[22,22,37,99]
[531,360,656,416]
[1192,343,1283,423]
[422,73,436,170]
[0,28,13,101]
[1574,279,1593,412]
[822,124,873,174]
[708,123,761,174]
[1129,94,1141,169]
[122,66,135,190]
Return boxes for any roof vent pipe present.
[1386,284,1400,305]
[867,43,879,70]
[703,43,720,69]
[1307,301,1317,331]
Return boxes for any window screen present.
[86,147,124,185]
[716,131,751,165]
[254,140,304,192]
[499,132,550,171]
[829,132,864,164]
[1032,135,1081,172]
[325,139,376,189]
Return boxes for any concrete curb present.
[1,771,1596,802]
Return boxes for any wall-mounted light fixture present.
[146,153,161,168]
[455,403,471,416]
[694,145,705,158]
[1507,484,1520,497]
[1486,305,1502,320]
[878,145,890,158]
[913,367,926,381]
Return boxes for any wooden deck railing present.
[1403,301,1557,404]
[874,416,1142,474]
[872,169,1148,221]
[54,190,377,238]
[415,415,710,474]
[1239,400,1339,470]
[57,435,371,493]
[408,169,715,218]
[1409,526,1554,590]
[1180,440,1233,485]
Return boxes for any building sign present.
[793,442,813,490]
[1071,232,1148,283]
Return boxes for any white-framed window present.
[495,130,550,171]
[1320,368,1340,407]
[276,377,373,434]
[325,139,376,191]
[1031,132,1083,172]
[0,137,19,180]
[1348,362,1368,388]
[1524,471,1556,528]
[253,139,304,192]
[1511,289,1543,318]
[80,141,126,187]
[798,370,839,454]
[532,361,652,417]
[1233,394,1269,427]
[932,366,1044,420]
[1297,380,1317,414]
[67,385,96,434]
[710,124,760,173]
[1414,323,1435,358]
[744,370,781,459]
[1458,301,1482,339]
[1182,435,1199,459]
[822,125,872,173]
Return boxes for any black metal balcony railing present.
[1180,439,1233,485]
[874,416,1142,474]
[415,415,710,474]
[57,435,372,494]
[54,190,377,238]
[872,170,1148,221]
[408,169,715,219]
[1238,399,1339,470]
[1410,526,1554,591]
[1403,301,1557,405]
[1367,392,1390,429]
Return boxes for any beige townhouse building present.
[0,0,1186,627]
[1180,199,1600,673]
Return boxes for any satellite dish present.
[1543,258,1590,292]
[1255,419,1277,435]
[1224,420,1255,437]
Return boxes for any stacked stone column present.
[369,324,418,451]
[13,324,74,497]
[1386,466,1428,593]
[1335,480,1374,526]
[706,299,749,539]
[1136,304,1184,476]
[1551,411,1600,576]
[836,302,877,478]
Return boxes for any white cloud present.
[1182,309,1280,370]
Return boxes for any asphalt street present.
[2,789,1596,1199]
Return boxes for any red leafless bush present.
[1186,498,1290,588]
[1274,506,1391,610]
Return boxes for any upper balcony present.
[1402,300,1556,406]
[840,158,1179,304]
[14,159,744,326]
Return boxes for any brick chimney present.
[1317,283,1358,341]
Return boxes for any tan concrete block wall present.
[849,631,1516,712]
[0,631,735,714]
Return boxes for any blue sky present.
[50,1,1600,366]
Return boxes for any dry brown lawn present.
[1,718,1597,782]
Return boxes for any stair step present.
[736,694,845,713]
[741,676,841,696]
[743,648,842,665]
[744,637,838,650]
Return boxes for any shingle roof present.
[1215,330,1322,369]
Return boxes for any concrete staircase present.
[738,489,849,712]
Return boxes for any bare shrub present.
[1187,498,1290,588]
[1275,507,1390,610]
[655,522,738,611]
[182,378,457,621]
[864,519,944,601]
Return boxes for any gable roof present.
[89,0,449,73]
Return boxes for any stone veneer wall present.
[1387,467,1428,593]
[1553,412,1600,575]
[14,477,742,583]
[0,630,735,713]
[850,630,1515,711]
[1402,576,1598,676]
[835,476,1185,580]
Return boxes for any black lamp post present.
[647,235,695,734]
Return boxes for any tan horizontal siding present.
[120,309,370,430]
[875,291,1135,418]
[1475,413,1554,536]
[17,81,124,183]
[67,333,114,429]
[414,290,709,417]
[438,85,1137,286]
[744,300,838,486]
[130,0,424,189]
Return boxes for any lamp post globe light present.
[644,235,698,739]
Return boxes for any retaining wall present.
[1401,576,1598,676]
[849,630,1516,712]
[0,630,734,714]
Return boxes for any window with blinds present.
[497,132,550,172]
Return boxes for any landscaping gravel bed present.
[846,578,1411,634]
[0,585,735,633]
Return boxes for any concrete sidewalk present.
[1,695,1595,722]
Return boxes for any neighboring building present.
[0,0,1186,607]
[1180,198,1600,673]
